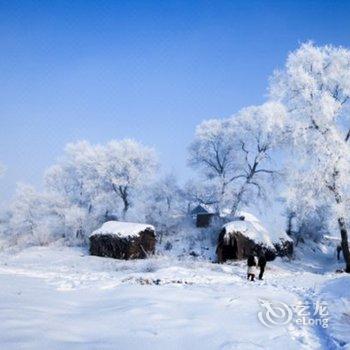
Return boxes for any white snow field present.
[0,245,348,350]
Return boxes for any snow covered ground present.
[0,245,348,350]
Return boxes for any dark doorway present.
[221,237,238,261]
[196,213,215,227]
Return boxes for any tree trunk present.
[328,168,350,272]
[120,186,129,220]
[286,212,295,237]
[122,199,129,219]
[231,182,248,216]
[76,227,83,239]
[337,217,350,272]
[112,184,129,220]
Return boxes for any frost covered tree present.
[8,184,46,244]
[183,179,222,209]
[45,141,101,212]
[270,42,350,272]
[284,173,330,243]
[147,174,182,214]
[101,140,158,219]
[145,174,184,240]
[5,139,158,246]
[5,182,95,246]
[45,139,158,224]
[44,141,103,238]
[7,184,66,246]
[228,102,286,214]
[188,119,238,209]
[189,102,285,214]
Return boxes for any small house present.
[190,204,217,228]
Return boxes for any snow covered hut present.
[89,221,156,260]
[216,212,293,262]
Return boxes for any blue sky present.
[1,0,350,202]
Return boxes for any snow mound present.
[90,221,154,238]
[223,211,291,248]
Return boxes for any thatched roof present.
[90,221,155,239]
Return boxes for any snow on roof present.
[90,221,154,238]
[190,204,214,215]
[223,211,291,248]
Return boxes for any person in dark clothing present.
[247,254,257,281]
[258,253,267,280]
[336,245,342,260]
